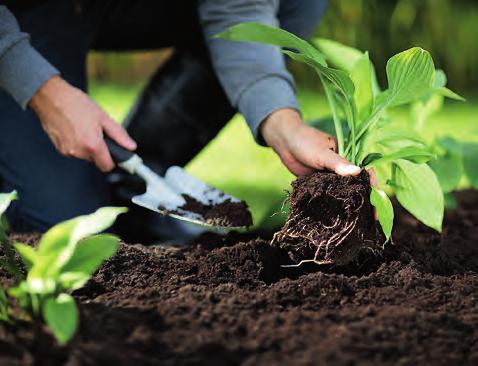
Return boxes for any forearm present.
[198,0,300,143]
[0,5,59,108]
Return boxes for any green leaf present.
[0,191,17,217]
[429,138,463,193]
[365,147,435,168]
[30,207,126,279]
[434,69,447,88]
[350,52,374,121]
[373,128,427,150]
[362,153,383,167]
[313,38,363,72]
[14,243,37,270]
[392,160,444,232]
[282,50,355,101]
[386,47,435,107]
[463,143,478,189]
[61,234,118,278]
[435,87,466,101]
[43,293,78,345]
[216,22,325,64]
[370,187,394,240]
[58,272,90,291]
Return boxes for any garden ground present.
[0,190,477,365]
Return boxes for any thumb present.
[319,149,361,176]
[101,117,137,151]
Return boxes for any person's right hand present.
[28,75,137,172]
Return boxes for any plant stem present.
[344,100,390,158]
[321,76,345,156]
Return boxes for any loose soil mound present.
[1,192,478,365]
[273,170,383,266]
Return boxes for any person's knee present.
[279,0,328,39]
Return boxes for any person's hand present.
[260,108,361,176]
[28,76,137,172]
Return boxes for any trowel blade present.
[163,166,240,205]
[131,166,246,229]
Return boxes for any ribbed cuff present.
[0,38,59,109]
[238,75,300,145]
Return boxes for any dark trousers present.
[0,0,327,232]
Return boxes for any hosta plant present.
[0,191,126,345]
[218,23,464,240]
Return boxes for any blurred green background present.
[88,0,478,229]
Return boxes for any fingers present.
[318,149,361,176]
[101,117,137,151]
[91,139,115,172]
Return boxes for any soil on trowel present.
[273,170,383,266]
[176,194,253,228]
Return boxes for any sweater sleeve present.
[198,0,300,143]
[0,6,59,109]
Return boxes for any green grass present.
[90,83,478,229]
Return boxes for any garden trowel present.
[105,138,249,228]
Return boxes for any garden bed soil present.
[1,191,478,365]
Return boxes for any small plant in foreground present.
[0,191,126,345]
[218,23,464,240]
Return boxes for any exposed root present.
[272,171,383,267]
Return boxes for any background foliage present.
[89,0,478,93]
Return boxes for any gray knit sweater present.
[0,1,299,138]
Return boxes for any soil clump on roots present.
[273,170,383,266]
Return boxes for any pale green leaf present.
[313,38,362,72]
[392,160,444,232]
[58,272,90,291]
[463,143,478,189]
[373,128,427,150]
[30,207,126,279]
[216,22,325,64]
[351,52,374,121]
[386,47,435,106]
[429,137,463,193]
[0,191,17,217]
[435,87,466,101]
[370,187,394,240]
[43,293,78,345]
[14,243,37,270]
[434,69,447,88]
[365,147,435,168]
[61,234,118,278]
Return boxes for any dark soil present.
[172,194,253,228]
[1,191,478,365]
[273,171,383,266]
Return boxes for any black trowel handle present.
[105,136,136,164]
